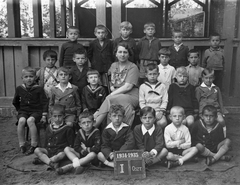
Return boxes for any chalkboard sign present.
[114,150,146,179]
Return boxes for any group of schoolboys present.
[12,21,231,175]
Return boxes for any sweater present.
[169,44,189,68]
[203,47,224,70]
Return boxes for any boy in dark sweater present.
[59,26,85,69]
[169,30,189,69]
[192,105,231,166]
[82,69,107,115]
[56,111,101,175]
[97,104,135,168]
[34,104,74,170]
[134,106,168,166]
[13,67,48,155]
[167,67,198,127]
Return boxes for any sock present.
[214,145,228,161]
[178,158,183,165]
[201,148,215,157]
[223,126,227,138]
[104,160,114,168]
[72,158,80,168]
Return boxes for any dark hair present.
[79,111,94,123]
[43,50,58,61]
[57,67,71,76]
[87,69,100,77]
[114,42,133,57]
[51,104,65,115]
[144,22,155,29]
[94,24,108,34]
[73,49,87,58]
[67,26,80,34]
[109,104,125,115]
[22,66,36,76]
[145,63,159,73]
[140,106,156,118]
[172,30,183,36]
[202,105,217,117]
[188,49,199,57]
[210,32,221,40]
[158,48,171,56]
[202,68,214,77]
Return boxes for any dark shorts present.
[168,148,184,155]
[17,111,42,124]
[185,110,194,117]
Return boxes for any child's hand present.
[81,142,87,150]
[40,116,47,123]
[142,151,150,158]
[110,86,115,92]
[149,150,156,158]
[179,139,185,145]
[156,112,163,120]
[109,152,114,160]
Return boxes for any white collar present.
[106,122,129,133]
[159,63,169,69]
[56,82,72,92]
[141,124,155,136]
[201,82,215,89]
[174,43,183,48]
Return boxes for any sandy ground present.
[1,115,240,185]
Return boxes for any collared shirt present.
[164,123,191,149]
[55,82,72,92]
[106,122,129,134]
[157,64,176,87]
[44,67,58,96]
[186,64,203,86]
[51,122,64,129]
[200,82,216,90]
[174,43,183,51]
[141,124,155,136]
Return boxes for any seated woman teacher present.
[94,42,139,128]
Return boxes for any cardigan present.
[191,119,224,152]
[139,81,168,112]
[44,123,74,157]
[134,124,164,153]
[81,85,107,113]
[169,44,189,68]
[202,47,224,70]
[12,84,48,114]
[74,127,101,155]
[87,38,113,73]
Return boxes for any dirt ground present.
[1,115,240,185]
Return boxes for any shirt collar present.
[188,64,199,68]
[201,82,215,89]
[174,43,183,48]
[106,122,129,133]
[141,124,155,136]
[56,82,72,91]
[143,36,156,41]
[170,123,184,132]
[209,47,221,51]
[159,63,169,69]
[51,122,64,129]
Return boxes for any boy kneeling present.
[192,105,231,166]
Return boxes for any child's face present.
[109,111,124,127]
[95,29,107,41]
[73,54,87,67]
[58,71,70,84]
[210,36,220,48]
[144,26,155,37]
[45,56,57,68]
[202,110,216,126]
[140,112,155,130]
[120,27,132,39]
[52,110,64,125]
[202,74,214,87]
[170,109,184,127]
[87,74,99,86]
[22,72,35,87]
[172,32,183,45]
[176,73,188,85]
[188,53,199,66]
[159,54,170,66]
[67,29,79,42]
[79,117,93,133]
[145,68,159,84]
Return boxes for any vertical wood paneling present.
[14,47,23,87]
[4,47,15,96]
[29,47,40,68]
[0,47,5,96]
[112,0,122,39]
[33,0,43,37]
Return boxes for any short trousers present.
[17,111,42,124]
[168,148,184,155]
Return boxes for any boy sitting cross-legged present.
[56,111,101,175]
[97,104,135,168]
[134,106,168,167]
[164,106,198,169]
[192,105,231,166]
[34,104,75,170]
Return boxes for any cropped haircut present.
[144,22,155,29]
[109,104,125,116]
[172,29,183,37]
[67,26,80,34]
[87,69,100,77]
[119,21,133,30]
[73,49,87,58]
[210,32,221,40]
[140,106,156,118]
[43,50,58,61]
[57,67,71,76]
[158,48,171,56]
[202,105,217,117]
[188,49,200,57]
[202,68,215,77]
[22,66,36,76]
[94,24,108,34]
[170,106,185,115]
[51,104,65,115]
[145,63,159,73]
[176,66,188,77]
[114,42,133,57]
[78,111,94,123]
